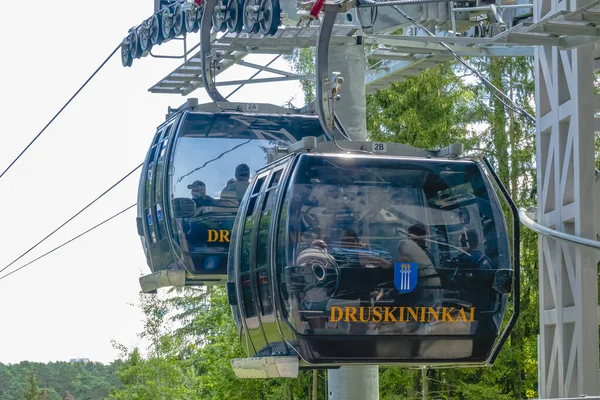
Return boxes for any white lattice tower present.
[534,0,600,395]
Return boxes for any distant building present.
[69,358,90,364]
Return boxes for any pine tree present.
[23,369,39,400]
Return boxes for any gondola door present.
[140,120,175,271]
[238,172,268,355]
[253,166,288,355]
[152,122,176,270]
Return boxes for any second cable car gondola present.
[136,100,331,292]
[227,138,519,377]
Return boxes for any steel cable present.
[389,5,536,124]
[0,204,137,281]
[0,44,121,181]
[0,163,142,276]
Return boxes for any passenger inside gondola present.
[221,163,251,202]
[188,180,214,207]
[397,224,442,307]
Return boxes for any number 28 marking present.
[372,142,387,152]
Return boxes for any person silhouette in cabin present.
[188,180,213,207]
[221,163,251,202]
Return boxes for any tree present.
[23,369,39,400]
[367,61,477,150]
[283,48,316,105]
[64,392,75,400]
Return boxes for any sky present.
[0,0,305,364]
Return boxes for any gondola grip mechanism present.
[434,143,463,158]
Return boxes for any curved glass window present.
[169,112,326,275]
[278,154,510,341]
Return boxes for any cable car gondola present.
[136,100,331,293]
[227,138,519,377]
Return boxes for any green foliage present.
[284,48,316,104]
[110,287,327,400]
[24,369,40,400]
[0,361,120,400]
[367,62,477,150]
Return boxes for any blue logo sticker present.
[146,210,152,226]
[394,262,418,293]
[156,205,163,222]
[204,256,221,271]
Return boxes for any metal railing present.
[519,209,600,251]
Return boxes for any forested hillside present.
[0,361,121,400]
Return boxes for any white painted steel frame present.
[534,0,600,394]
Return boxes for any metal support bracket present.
[201,0,229,102]
[316,3,351,140]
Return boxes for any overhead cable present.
[0,162,142,276]
[0,204,137,282]
[390,5,536,125]
[0,44,121,181]
[177,139,253,182]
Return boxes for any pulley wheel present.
[184,4,199,33]
[149,13,162,45]
[121,40,133,67]
[160,8,174,40]
[242,0,260,33]
[127,29,140,60]
[138,22,152,53]
[226,0,244,33]
[212,0,228,32]
[259,0,280,36]
[173,3,185,36]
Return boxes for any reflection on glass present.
[258,270,273,315]
[278,155,510,355]
[242,277,257,318]
[168,112,326,275]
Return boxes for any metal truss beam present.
[535,0,600,396]
[214,75,314,86]
[366,35,537,56]
[236,60,301,77]
[365,54,450,93]
[148,25,357,95]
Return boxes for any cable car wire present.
[0,204,137,282]
[0,44,121,182]
[0,162,142,276]
[389,5,536,125]
[177,139,252,182]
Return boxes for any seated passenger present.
[453,229,492,270]
[397,224,441,306]
[188,180,213,207]
[221,163,251,201]
[451,229,496,334]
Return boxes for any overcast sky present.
[0,0,304,364]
